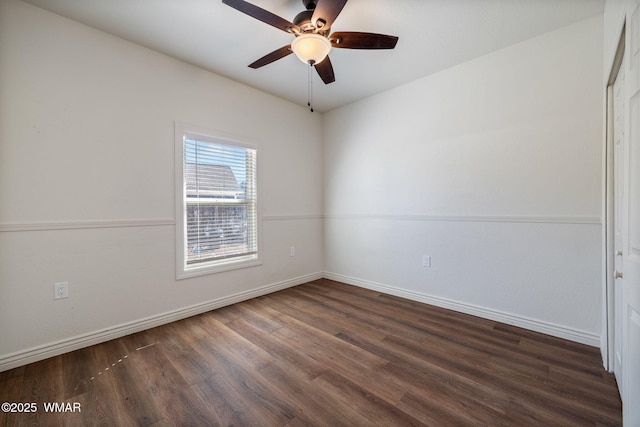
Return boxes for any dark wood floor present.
[0,279,622,426]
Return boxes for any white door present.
[612,54,625,383]
[622,87,640,426]
[623,57,640,427]
[616,3,640,424]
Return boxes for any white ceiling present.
[23,0,604,112]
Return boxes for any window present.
[175,124,260,279]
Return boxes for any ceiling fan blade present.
[330,32,398,49]
[222,0,299,33]
[249,45,293,69]
[311,0,348,30]
[314,56,335,84]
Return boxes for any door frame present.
[604,25,625,373]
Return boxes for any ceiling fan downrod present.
[302,0,317,10]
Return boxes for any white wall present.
[0,0,607,371]
[0,0,323,370]
[323,16,605,345]
[604,0,626,73]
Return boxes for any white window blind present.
[181,135,258,271]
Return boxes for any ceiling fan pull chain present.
[307,60,314,112]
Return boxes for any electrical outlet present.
[54,282,69,299]
[290,246,295,257]
[422,255,431,267]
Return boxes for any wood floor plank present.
[191,349,297,425]
[311,370,425,426]
[98,338,163,426]
[153,320,219,385]
[224,317,327,381]
[117,333,221,426]
[279,284,433,344]
[0,279,622,426]
[257,361,357,426]
[271,309,389,371]
[60,347,96,401]
[335,331,514,418]
[187,316,299,425]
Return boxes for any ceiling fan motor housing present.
[294,8,329,35]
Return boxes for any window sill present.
[176,256,262,280]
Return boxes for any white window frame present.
[175,122,261,279]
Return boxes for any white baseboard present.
[323,272,601,347]
[0,270,600,372]
[0,272,323,373]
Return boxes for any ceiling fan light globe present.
[291,33,331,64]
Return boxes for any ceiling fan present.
[221,0,399,85]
